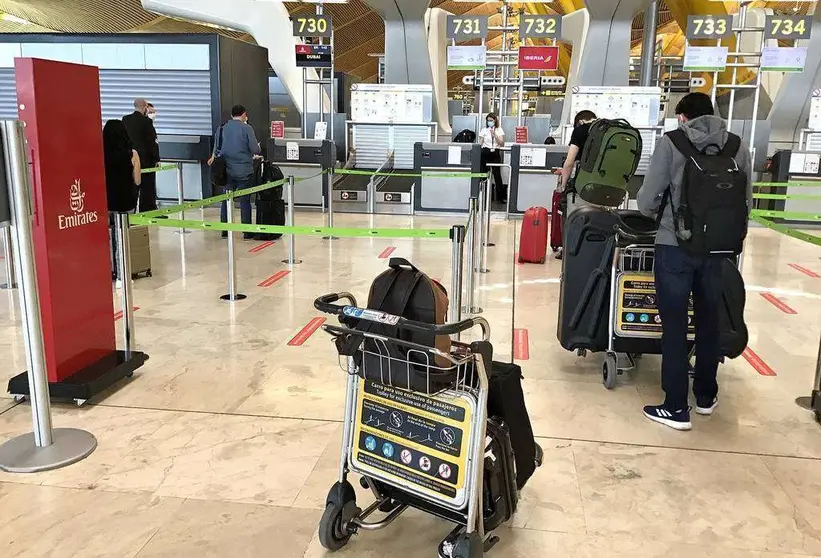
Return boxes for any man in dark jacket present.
[637,93,752,431]
[123,98,160,212]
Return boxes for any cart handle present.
[614,223,656,243]
[314,293,490,339]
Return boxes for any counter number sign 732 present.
[686,15,733,39]
[519,15,562,39]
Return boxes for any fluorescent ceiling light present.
[2,13,33,25]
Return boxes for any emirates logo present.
[69,180,85,213]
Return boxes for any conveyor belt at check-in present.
[376,173,414,214]
[333,170,373,206]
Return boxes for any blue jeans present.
[220,174,253,225]
[654,244,723,410]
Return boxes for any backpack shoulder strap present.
[217,123,226,152]
[721,133,741,158]
[666,129,700,159]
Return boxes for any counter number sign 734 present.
[765,15,812,40]
[686,15,733,39]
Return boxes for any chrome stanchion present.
[282,175,303,265]
[0,120,97,473]
[175,162,189,235]
[484,170,495,247]
[220,192,246,301]
[323,167,337,240]
[463,197,482,315]
[476,181,488,274]
[115,213,136,356]
[368,177,377,215]
[1,227,15,289]
[811,334,821,423]
[449,225,465,336]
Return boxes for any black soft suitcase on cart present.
[255,163,285,240]
[557,206,657,354]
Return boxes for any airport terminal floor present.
[1,209,820,557]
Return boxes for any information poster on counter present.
[447,45,487,70]
[683,46,728,72]
[351,380,474,508]
[350,84,433,123]
[760,46,808,73]
[616,273,694,339]
[569,86,662,128]
[810,90,821,132]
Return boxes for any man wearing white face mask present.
[123,98,160,211]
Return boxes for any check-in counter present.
[156,135,213,201]
[413,142,483,214]
[268,139,337,209]
[508,144,569,215]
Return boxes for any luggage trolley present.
[602,225,695,389]
[313,293,514,558]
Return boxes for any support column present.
[363,0,434,85]
[639,0,659,87]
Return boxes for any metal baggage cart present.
[602,225,695,389]
[313,292,506,558]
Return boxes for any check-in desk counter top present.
[157,135,212,200]
[268,138,336,208]
[509,144,569,215]
[413,142,482,214]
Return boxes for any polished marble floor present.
[0,209,820,558]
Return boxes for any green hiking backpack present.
[574,119,643,207]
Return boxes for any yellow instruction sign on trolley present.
[351,380,475,510]
[616,272,694,339]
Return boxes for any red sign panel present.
[515,126,529,144]
[271,120,285,139]
[518,46,560,71]
[16,58,116,383]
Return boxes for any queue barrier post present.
[476,180,488,274]
[324,167,337,240]
[449,225,465,339]
[220,190,247,302]
[283,175,302,265]
[0,119,97,473]
[812,333,821,424]
[175,162,189,235]
[1,227,16,289]
[114,213,136,356]
[463,197,482,315]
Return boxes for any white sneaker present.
[695,396,719,416]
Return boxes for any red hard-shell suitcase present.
[518,206,549,264]
[550,190,563,251]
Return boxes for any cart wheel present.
[318,500,356,551]
[534,443,544,468]
[147,270,153,277]
[12,394,26,403]
[451,532,483,558]
[602,353,618,390]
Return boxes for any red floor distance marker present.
[378,247,396,259]
[759,293,797,315]
[513,329,530,360]
[249,241,276,254]
[258,270,290,288]
[113,306,140,321]
[742,347,777,377]
[788,264,820,278]
[288,317,326,346]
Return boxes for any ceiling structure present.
[0,1,815,89]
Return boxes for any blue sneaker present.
[643,404,692,431]
[695,396,719,416]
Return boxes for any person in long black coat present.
[123,98,159,212]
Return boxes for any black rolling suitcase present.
[255,162,285,240]
[557,207,656,352]
[482,417,518,531]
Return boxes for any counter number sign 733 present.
[686,15,733,39]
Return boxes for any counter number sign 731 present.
[447,15,489,40]
[686,15,733,39]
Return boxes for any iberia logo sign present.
[58,179,99,230]
[518,46,560,71]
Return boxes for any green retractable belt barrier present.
[334,169,487,179]
[753,193,821,201]
[750,209,821,222]
[128,215,450,239]
[753,181,821,188]
[141,164,178,174]
[751,215,821,248]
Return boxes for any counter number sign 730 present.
[765,15,812,40]
[447,15,489,40]
[293,15,332,38]
[686,15,733,39]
